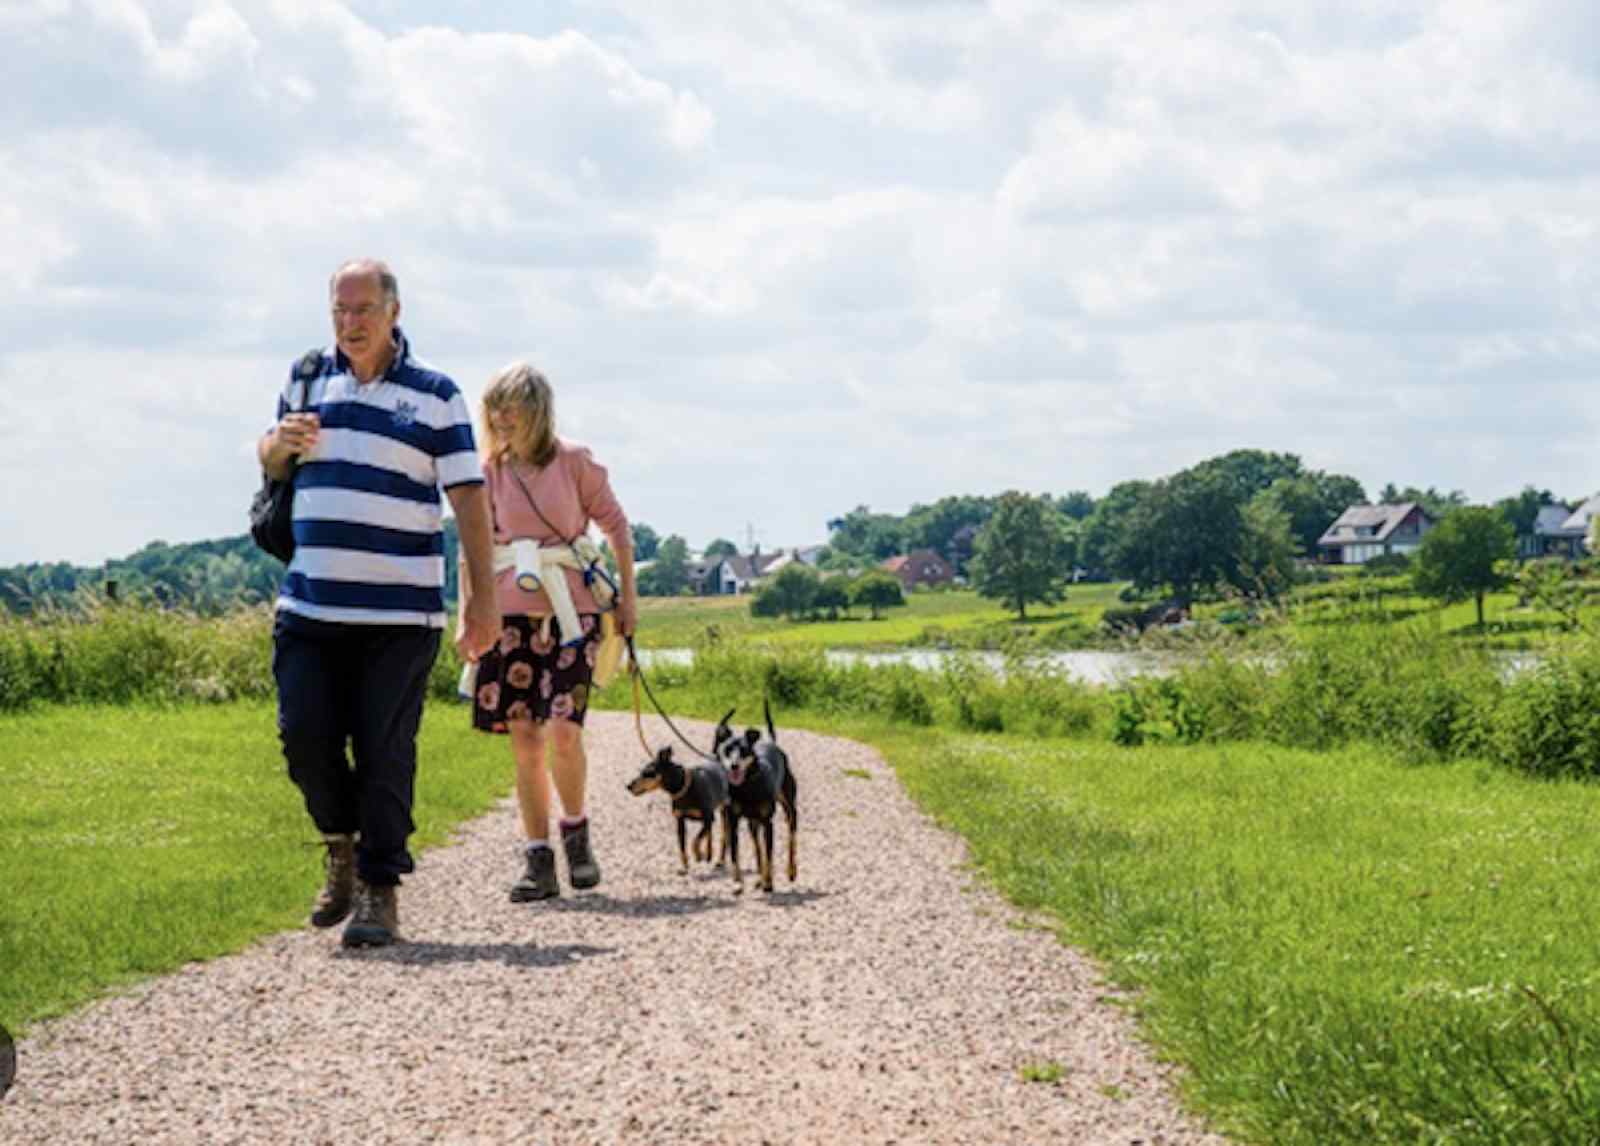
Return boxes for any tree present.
[1191,449,1305,503]
[1380,484,1468,520]
[1056,491,1095,521]
[754,563,821,620]
[1115,468,1244,604]
[1412,507,1515,627]
[813,578,851,619]
[825,505,904,561]
[1233,496,1299,599]
[968,491,1075,619]
[1258,471,1367,555]
[850,571,905,620]
[638,535,690,596]
[1494,486,1557,541]
[1077,480,1150,579]
[704,537,738,559]
[630,523,660,562]
[1517,558,1584,631]
[900,496,994,573]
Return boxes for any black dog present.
[713,701,798,894]
[626,746,731,875]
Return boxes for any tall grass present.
[598,638,1102,740]
[1110,623,1600,780]
[13,604,1600,782]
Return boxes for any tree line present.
[3,449,1584,617]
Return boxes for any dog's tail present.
[763,694,777,743]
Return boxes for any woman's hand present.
[616,593,637,638]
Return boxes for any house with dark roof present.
[1519,503,1586,559]
[1316,503,1434,565]
[699,551,785,595]
[882,548,954,590]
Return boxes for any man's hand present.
[260,412,320,479]
[455,596,499,663]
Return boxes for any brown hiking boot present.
[311,833,356,928]
[561,819,601,890]
[341,880,400,948]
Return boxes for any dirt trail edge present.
[0,714,1227,1145]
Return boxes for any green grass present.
[0,701,511,1032]
[878,726,1600,1144]
[632,584,1128,651]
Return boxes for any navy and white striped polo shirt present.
[272,328,482,628]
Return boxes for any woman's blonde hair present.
[481,361,558,467]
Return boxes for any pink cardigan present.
[483,440,630,618]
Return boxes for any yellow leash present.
[630,655,653,757]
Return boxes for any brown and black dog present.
[713,701,798,894]
[625,746,732,876]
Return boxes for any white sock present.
[525,839,552,855]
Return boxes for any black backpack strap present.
[291,347,323,411]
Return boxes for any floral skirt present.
[471,614,600,733]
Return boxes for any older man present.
[259,258,498,948]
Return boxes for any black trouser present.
[272,612,441,886]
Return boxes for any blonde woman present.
[460,363,637,900]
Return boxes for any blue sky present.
[5,0,1600,564]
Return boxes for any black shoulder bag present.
[249,350,320,562]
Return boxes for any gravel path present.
[1,714,1225,1145]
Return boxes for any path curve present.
[0,714,1225,1145]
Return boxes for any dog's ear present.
[717,707,736,729]
[656,746,673,765]
[744,728,761,746]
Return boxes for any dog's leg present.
[675,814,689,875]
[725,808,744,894]
[753,816,773,893]
[782,786,798,883]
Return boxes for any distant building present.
[1316,503,1433,565]
[1519,503,1586,559]
[1558,496,1600,557]
[882,548,955,590]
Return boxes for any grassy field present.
[633,582,1130,650]
[634,579,1600,657]
[0,701,511,1031]
[883,729,1600,1144]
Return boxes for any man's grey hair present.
[330,258,400,306]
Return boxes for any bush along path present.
[0,715,1222,1145]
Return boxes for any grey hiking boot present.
[509,845,560,902]
[341,880,400,948]
[311,833,356,928]
[561,819,601,890]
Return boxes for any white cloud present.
[6,0,1600,565]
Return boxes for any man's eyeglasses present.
[332,303,387,320]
